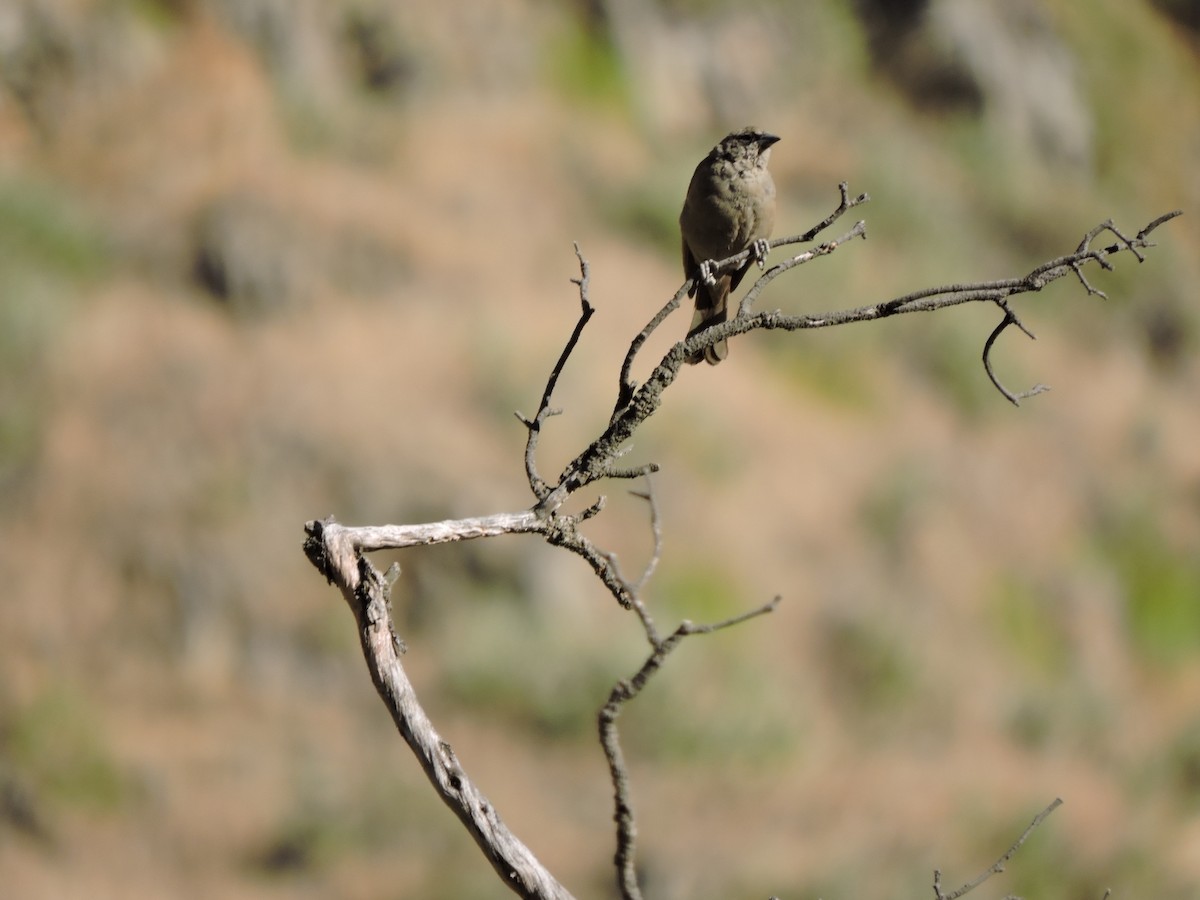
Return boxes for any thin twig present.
[520,244,595,503]
[724,211,1179,404]
[603,462,661,481]
[982,302,1050,407]
[599,596,782,900]
[629,480,663,594]
[541,513,638,609]
[1136,209,1181,240]
[675,595,782,637]
[738,219,868,314]
[933,798,1063,900]
[627,476,664,644]
[613,283,691,419]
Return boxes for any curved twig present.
[982,302,1051,406]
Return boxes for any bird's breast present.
[687,169,774,258]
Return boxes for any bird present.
[679,127,779,365]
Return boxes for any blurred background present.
[0,0,1197,897]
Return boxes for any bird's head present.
[716,127,781,167]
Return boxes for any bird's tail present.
[685,278,729,365]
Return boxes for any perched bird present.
[679,127,779,365]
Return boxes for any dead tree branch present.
[547,202,1180,522]
[302,517,576,900]
[300,181,1179,898]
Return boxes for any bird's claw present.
[752,237,771,269]
[699,260,718,287]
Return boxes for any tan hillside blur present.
[0,0,1198,897]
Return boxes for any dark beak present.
[758,133,781,148]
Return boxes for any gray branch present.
[302,517,576,900]
[300,184,1180,898]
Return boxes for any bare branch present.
[704,211,1179,405]
[569,209,1178,517]
[302,517,576,900]
[521,244,595,502]
[626,477,665,644]
[302,183,1179,899]
[1135,209,1181,239]
[737,219,868,315]
[932,798,1063,900]
[306,505,643,610]
[599,595,782,900]
[675,595,782,637]
[541,513,638,609]
[614,283,691,418]
[599,685,641,900]
[628,480,663,594]
[576,494,606,521]
[307,511,546,556]
[602,462,660,481]
[982,302,1051,407]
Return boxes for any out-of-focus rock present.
[0,0,162,138]
[191,190,307,314]
[855,0,1094,173]
[605,0,790,137]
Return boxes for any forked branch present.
[301,184,1179,899]
[551,199,1180,522]
[302,517,576,900]
[601,596,783,900]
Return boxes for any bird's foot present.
[699,259,719,287]
[751,237,771,269]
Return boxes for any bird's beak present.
[758,133,781,148]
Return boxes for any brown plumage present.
[679,127,779,365]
